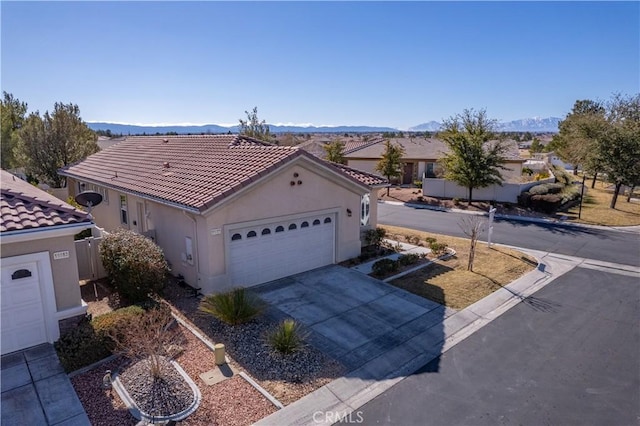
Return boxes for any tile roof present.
[345,137,524,161]
[1,170,91,233]
[326,162,388,187]
[60,135,380,212]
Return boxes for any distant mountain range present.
[409,117,561,133]
[88,116,561,135]
[87,122,397,135]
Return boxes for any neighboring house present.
[59,135,387,293]
[345,137,526,184]
[1,170,92,355]
[298,137,381,160]
[533,152,576,171]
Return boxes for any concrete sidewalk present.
[254,248,638,426]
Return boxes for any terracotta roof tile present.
[1,170,91,233]
[326,162,388,187]
[60,135,380,212]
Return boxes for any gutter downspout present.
[182,210,202,285]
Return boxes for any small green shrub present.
[364,227,387,247]
[372,258,399,276]
[561,186,581,204]
[530,194,562,213]
[398,253,420,266]
[534,171,550,180]
[54,318,111,373]
[413,180,423,189]
[429,242,448,257]
[267,319,308,355]
[99,229,169,303]
[425,237,437,245]
[92,305,146,349]
[522,167,534,176]
[199,288,262,325]
[404,234,421,245]
[551,166,574,186]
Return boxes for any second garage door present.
[228,213,335,287]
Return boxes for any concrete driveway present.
[253,265,452,371]
[1,344,90,425]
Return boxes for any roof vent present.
[163,162,170,168]
[163,138,169,143]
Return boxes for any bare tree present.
[458,216,486,272]
[107,307,184,378]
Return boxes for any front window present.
[361,194,370,226]
[120,195,128,224]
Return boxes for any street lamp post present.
[578,174,587,219]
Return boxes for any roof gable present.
[1,170,91,233]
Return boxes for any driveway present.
[253,265,452,371]
[1,344,90,425]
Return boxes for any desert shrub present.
[534,171,550,180]
[372,258,399,276]
[425,237,437,245]
[199,288,262,325]
[429,242,448,257]
[54,317,112,373]
[530,194,562,213]
[92,305,146,349]
[551,166,574,186]
[560,186,581,204]
[398,253,420,266]
[528,183,564,196]
[364,227,387,247]
[413,180,423,189]
[99,229,169,303]
[267,319,309,355]
[522,167,534,176]
[452,197,461,205]
[404,234,421,245]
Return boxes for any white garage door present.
[1,255,51,355]
[228,213,335,287]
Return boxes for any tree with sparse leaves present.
[17,102,98,187]
[375,140,405,195]
[1,92,28,169]
[458,216,485,272]
[238,106,273,142]
[438,109,509,206]
[598,93,640,208]
[323,139,346,164]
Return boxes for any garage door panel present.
[1,256,50,354]
[228,213,335,287]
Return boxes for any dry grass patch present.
[564,179,640,226]
[381,225,536,310]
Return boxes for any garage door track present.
[253,265,451,371]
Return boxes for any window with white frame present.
[361,194,370,226]
[120,195,128,225]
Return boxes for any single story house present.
[345,137,526,184]
[59,135,387,293]
[1,170,92,355]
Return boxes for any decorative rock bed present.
[113,356,201,423]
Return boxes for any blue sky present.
[1,1,638,130]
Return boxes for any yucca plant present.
[267,319,308,355]
[199,288,262,325]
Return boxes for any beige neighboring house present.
[345,137,526,184]
[59,135,387,294]
[1,170,92,355]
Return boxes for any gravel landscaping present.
[70,321,278,425]
[163,280,346,405]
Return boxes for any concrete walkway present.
[254,248,639,426]
[1,344,90,426]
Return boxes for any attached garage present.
[228,212,336,287]
[1,252,58,355]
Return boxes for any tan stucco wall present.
[346,159,378,175]
[1,235,83,311]
[502,161,524,182]
[201,159,368,293]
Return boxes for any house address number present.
[53,251,70,260]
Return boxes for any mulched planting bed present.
[163,280,346,406]
[70,321,277,426]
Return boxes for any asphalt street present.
[355,266,640,426]
[378,203,640,266]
